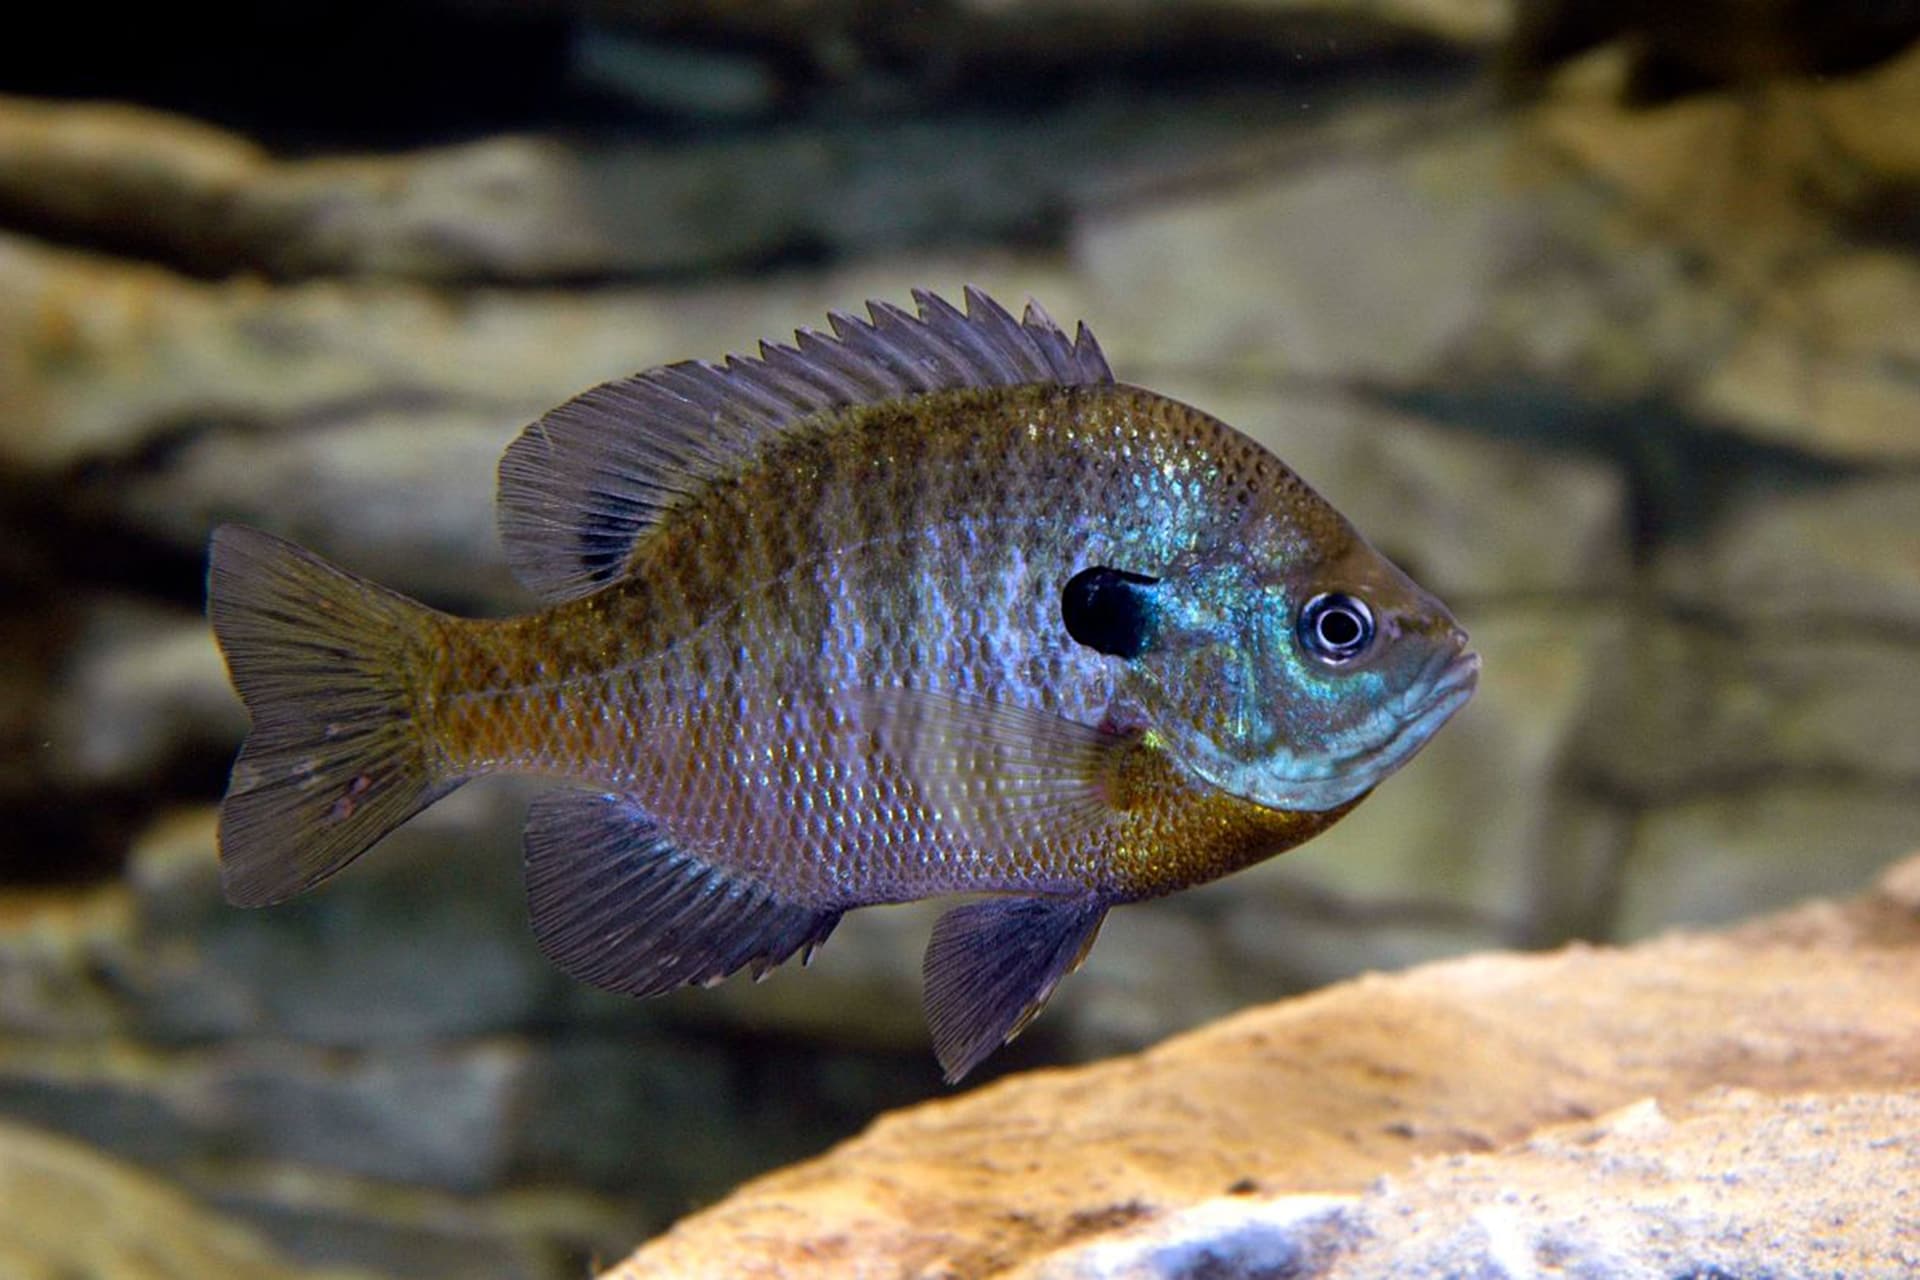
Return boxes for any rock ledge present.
[605,852,1920,1279]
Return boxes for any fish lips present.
[1229,647,1480,814]
[1344,646,1480,789]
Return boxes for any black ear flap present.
[1061,567,1160,659]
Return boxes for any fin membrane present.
[208,524,459,908]
[496,287,1114,603]
[923,896,1109,1084]
[850,686,1130,857]
[523,790,842,997]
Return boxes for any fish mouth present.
[1373,648,1479,771]
[1198,645,1480,814]
[1259,647,1479,809]
[1321,647,1477,779]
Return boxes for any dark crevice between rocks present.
[0,474,211,611]
[1844,180,1920,253]
[0,71,1479,289]
[0,2,1483,152]
[0,477,228,884]
[1500,0,1920,104]
[0,787,200,887]
[0,5,584,153]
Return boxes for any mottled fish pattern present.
[208,289,1478,1080]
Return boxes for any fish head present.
[1110,520,1478,813]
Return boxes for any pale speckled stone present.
[1017,1090,1920,1280]
[602,855,1920,1279]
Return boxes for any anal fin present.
[923,896,1109,1084]
[524,790,841,998]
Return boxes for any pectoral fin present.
[923,895,1109,1083]
[849,686,1133,854]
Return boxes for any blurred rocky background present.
[2,1,1918,1276]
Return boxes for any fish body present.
[209,290,1477,1080]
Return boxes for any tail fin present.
[207,525,460,907]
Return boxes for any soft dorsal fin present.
[497,287,1114,602]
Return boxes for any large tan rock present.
[1016,1089,1919,1278]
[604,852,1920,1278]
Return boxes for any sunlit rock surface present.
[1018,1091,1918,1279]
[606,853,1920,1278]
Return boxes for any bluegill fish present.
[208,288,1477,1081]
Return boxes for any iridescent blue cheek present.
[1241,595,1393,747]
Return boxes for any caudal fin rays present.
[208,525,460,907]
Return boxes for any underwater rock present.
[0,231,706,475]
[603,852,1920,1278]
[1078,42,1920,463]
[513,0,1506,70]
[1501,0,1920,101]
[1656,474,1920,633]
[0,88,1347,287]
[0,1029,527,1192]
[0,1117,378,1279]
[43,598,243,790]
[116,402,533,610]
[192,1165,643,1280]
[113,801,560,1048]
[1693,249,1920,463]
[0,806,944,1276]
[1575,614,1920,797]
[1616,785,1920,938]
[1532,45,1920,463]
[1015,1090,1919,1279]
[1079,119,1539,389]
[0,886,133,1040]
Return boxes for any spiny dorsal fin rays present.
[495,288,1116,603]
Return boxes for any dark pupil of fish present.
[1299,592,1374,663]
[1318,609,1360,648]
[1061,566,1160,659]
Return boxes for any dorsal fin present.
[496,287,1114,602]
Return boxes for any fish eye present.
[1061,566,1160,659]
[1298,593,1374,666]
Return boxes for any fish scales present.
[207,289,1477,1080]
[422,385,1302,900]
